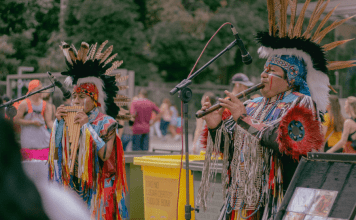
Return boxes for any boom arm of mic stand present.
[0,84,55,109]
[169,39,238,95]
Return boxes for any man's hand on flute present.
[219,90,247,121]
[201,96,224,129]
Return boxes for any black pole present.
[178,88,194,220]
[184,102,190,219]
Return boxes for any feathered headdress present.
[257,0,356,113]
[60,40,131,119]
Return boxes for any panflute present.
[63,106,84,173]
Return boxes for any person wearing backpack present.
[14,80,53,160]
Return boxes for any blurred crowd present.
[118,89,182,152]
[2,75,356,157]
[0,74,356,219]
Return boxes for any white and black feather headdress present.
[60,40,129,119]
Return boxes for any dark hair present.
[2,95,10,102]
[202,92,216,105]
[139,89,148,97]
[121,105,129,110]
[0,116,49,220]
[328,95,344,132]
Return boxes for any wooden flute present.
[195,82,265,118]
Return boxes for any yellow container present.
[134,155,205,220]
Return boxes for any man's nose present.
[73,97,80,103]
[261,70,268,78]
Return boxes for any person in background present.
[130,89,160,150]
[42,91,56,133]
[176,111,182,134]
[14,80,53,160]
[169,104,180,141]
[150,105,162,138]
[159,98,172,141]
[322,95,344,152]
[230,73,254,101]
[0,115,90,220]
[0,115,50,220]
[118,105,134,151]
[192,92,216,154]
[327,96,356,153]
[2,95,9,104]
[2,95,22,135]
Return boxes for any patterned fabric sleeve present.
[100,120,118,142]
[83,123,105,151]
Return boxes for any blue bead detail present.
[288,120,305,142]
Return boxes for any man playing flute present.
[197,0,356,219]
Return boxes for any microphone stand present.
[0,83,55,121]
[170,38,239,220]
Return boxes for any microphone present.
[231,24,252,65]
[47,72,72,99]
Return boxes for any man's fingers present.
[75,112,85,118]
[74,115,81,121]
[224,90,239,102]
[218,98,231,104]
[56,107,65,111]
[217,107,225,115]
[219,103,229,109]
[201,102,211,110]
[58,109,67,113]
[73,117,82,123]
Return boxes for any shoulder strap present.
[25,99,33,113]
[349,130,356,137]
[41,101,47,116]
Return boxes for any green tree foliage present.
[199,1,268,84]
[1,0,355,95]
[146,0,268,84]
[63,0,156,84]
[0,35,20,78]
[0,0,60,80]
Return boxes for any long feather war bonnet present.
[59,40,127,119]
[258,0,356,113]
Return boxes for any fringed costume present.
[48,40,130,219]
[197,0,356,219]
